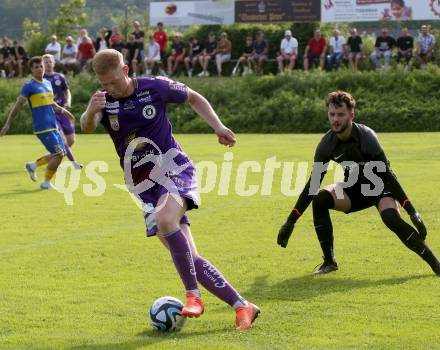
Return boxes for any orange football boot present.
[181,292,205,318]
[235,303,260,331]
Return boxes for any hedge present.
[1,66,440,134]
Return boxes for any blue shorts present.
[36,130,65,155]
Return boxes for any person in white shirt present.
[144,35,161,75]
[276,30,298,73]
[327,29,346,70]
[61,37,78,64]
[416,24,436,66]
[60,36,79,73]
[45,35,62,62]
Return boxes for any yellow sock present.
[36,155,50,167]
[45,168,56,181]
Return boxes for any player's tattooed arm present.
[187,88,236,147]
[0,96,26,136]
[81,91,105,133]
[53,102,75,123]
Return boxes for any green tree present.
[22,18,48,57]
[47,0,88,38]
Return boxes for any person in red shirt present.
[77,36,96,72]
[153,22,168,76]
[110,26,125,47]
[153,22,168,56]
[303,29,327,71]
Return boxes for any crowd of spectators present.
[0,22,437,79]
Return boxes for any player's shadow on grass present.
[68,327,231,350]
[244,274,432,302]
[0,188,42,197]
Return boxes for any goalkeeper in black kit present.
[277,91,440,276]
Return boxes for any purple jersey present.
[101,77,198,237]
[100,76,190,184]
[44,72,69,107]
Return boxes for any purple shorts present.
[56,113,75,135]
[137,164,199,237]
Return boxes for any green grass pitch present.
[1,133,439,350]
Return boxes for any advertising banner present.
[322,0,440,22]
[235,0,321,23]
[150,1,235,26]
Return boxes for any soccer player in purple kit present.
[42,54,82,169]
[80,49,260,331]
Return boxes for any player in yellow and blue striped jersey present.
[0,56,76,190]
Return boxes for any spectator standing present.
[396,27,414,66]
[215,32,232,76]
[249,31,268,75]
[126,34,140,77]
[95,28,112,53]
[76,28,89,48]
[416,25,436,66]
[276,30,298,74]
[371,28,396,69]
[303,29,327,71]
[347,28,364,71]
[77,36,96,71]
[110,26,124,47]
[132,21,145,63]
[327,29,346,70]
[112,35,126,54]
[153,22,168,76]
[45,35,62,62]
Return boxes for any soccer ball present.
[149,296,186,332]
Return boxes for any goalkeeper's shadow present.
[243,273,432,302]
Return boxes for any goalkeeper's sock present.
[313,190,335,263]
[381,208,440,274]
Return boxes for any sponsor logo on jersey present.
[106,109,119,114]
[55,79,62,86]
[170,83,187,93]
[142,105,156,120]
[139,96,152,103]
[136,90,150,97]
[109,114,120,131]
[123,100,135,110]
[105,101,119,108]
